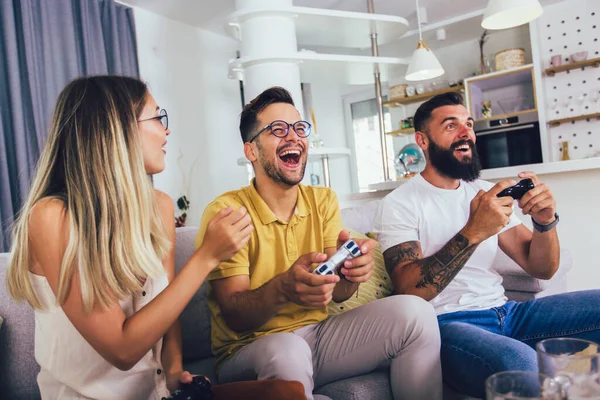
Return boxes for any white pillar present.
[234,0,304,115]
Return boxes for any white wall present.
[486,169,600,293]
[134,8,247,226]
[308,84,353,195]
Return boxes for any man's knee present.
[258,333,313,378]
[387,295,438,327]
[375,295,440,343]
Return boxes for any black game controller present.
[497,178,534,200]
[166,376,213,400]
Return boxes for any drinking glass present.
[537,338,600,399]
[486,371,562,399]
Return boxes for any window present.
[347,97,396,191]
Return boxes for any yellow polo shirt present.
[195,181,342,369]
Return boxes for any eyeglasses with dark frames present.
[138,109,168,130]
[247,120,312,143]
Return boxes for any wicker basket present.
[495,48,525,71]
[389,84,408,99]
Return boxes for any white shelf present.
[229,6,409,48]
[367,158,600,191]
[229,53,408,85]
[237,147,351,166]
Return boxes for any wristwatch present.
[532,213,559,232]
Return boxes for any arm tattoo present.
[383,241,422,276]
[384,234,479,295]
[416,233,478,293]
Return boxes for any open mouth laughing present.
[453,140,473,155]
[278,147,303,169]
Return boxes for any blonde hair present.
[7,76,170,312]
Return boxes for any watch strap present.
[532,213,559,232]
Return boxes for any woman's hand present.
[166,370,194,393]
[199,206,253,266]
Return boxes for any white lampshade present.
[405,40,445,81]
[482,0,543,30]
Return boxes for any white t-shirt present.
[374,174,522,315]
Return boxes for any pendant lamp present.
[482,0,543,30]
[405,0,444,81]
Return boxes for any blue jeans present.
[437,290,600,398]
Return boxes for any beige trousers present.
[218,295,442,400]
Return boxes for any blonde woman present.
[6,76,253,399]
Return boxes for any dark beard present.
[427,139,482,182]
[255,140,307,186]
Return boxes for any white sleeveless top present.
[30,272,171,400]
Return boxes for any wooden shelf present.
[547,112,600,126]
[384,84,464,107]
[545,57,600,77]
[474,108,538,123]
[386,128,415,136]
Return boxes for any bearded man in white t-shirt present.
[374,92,600,398]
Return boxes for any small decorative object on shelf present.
[400,117,414,129]
[551,54,562,67]
[478,30,489,75]
[309,107,324,148]
[560,141,571,161]
[389,83,408,99]
[481,100,492,118]
[570,51,588,62]
[495,48,525,71]
[175,195,190,227]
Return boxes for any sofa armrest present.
[493,249,572,294]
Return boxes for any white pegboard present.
[538,0,600,161]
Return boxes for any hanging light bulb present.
[405,0,444,81]
[482,0,543,30]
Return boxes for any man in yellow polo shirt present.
[196,87,442,400]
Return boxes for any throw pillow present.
[327,229,393,316]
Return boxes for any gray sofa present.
[0,200,572,400]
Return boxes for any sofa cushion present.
[340,201,379,235]
[0,253,41,400]
[315,367,392,400]
[495,248,572,293]
[327,229,393,316]
[175,227,213,362]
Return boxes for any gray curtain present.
[0,0,139,252]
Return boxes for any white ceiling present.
[119,0,565,53]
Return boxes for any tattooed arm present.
[383,234,479,301]
[382,180,521,300]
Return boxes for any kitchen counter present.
[366,158,600,192]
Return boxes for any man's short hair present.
[414,92,464,134]
[239,86,295,143]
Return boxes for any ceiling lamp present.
[405,0,444,81]
[482,0,543,30]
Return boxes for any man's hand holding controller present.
[313,239,362,276]
[275,232,376,307]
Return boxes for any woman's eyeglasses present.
[138,109,168,130]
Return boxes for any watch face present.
[406,86,416,96]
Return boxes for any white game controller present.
[313,240,362,276]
